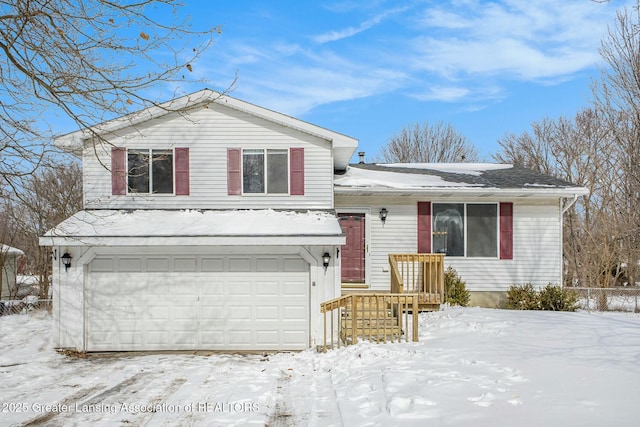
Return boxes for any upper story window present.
[127,150,173,194]
[243,149,288,194]
[111,147,190,196]
[227,147,304,196]
[432,203,498,257]
[127,149,174,194]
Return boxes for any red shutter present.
[227,148,241,195]
[417,202,431,253]
[290,148,304,195]
[111,147,126,195]
[175,148,190,195]
[500,202,513,260]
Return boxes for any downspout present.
[559,194,580,287]
[562,193,579,214]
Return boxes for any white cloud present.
[313,6,409,44]
[409,0,628,81]
[236,63,408,116]
[412,85,470,102]
[412,36,599,80]
[194,0,633,116]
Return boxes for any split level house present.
[41,90,588,352]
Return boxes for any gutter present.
[334,186,589,199]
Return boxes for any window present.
[242,149,288,194]
[127,149,174,194]
[433,203,464,256]
[432,203,498,257]
[467,204,498,257]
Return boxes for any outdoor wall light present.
[379,208,388,224]
[61,252,72,271]
[322,252,331,270]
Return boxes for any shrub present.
[444,266,470,307]
[505,284,539,310]
[506,283,579,311]
[538,284,579,312]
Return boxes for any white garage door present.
[86,254,309,351]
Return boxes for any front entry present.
[339,213,365,283]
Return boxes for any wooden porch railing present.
[389,254,445,306]
[319,293,418,352]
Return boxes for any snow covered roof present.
[334,163,589,197]
[1,245,24,256]
[54,89,358,170]
[40,209,345,247]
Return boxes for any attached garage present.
[87,254,310,351]
[41,209,345,352]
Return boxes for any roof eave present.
[334,186,590,198]
[39,235,346,247]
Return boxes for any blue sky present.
[177,0,631,162]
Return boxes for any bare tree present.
[8,159,83,299]
[0,0,222,192]
[493,109,620,289]
[590,4,640,288]
[378,121,479,163]
[493,4,640,290]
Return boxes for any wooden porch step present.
[340,328,403,344]
[418,302,441,312]
[341,318,400,328]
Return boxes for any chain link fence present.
[0,297,52,316]
[569,287,640,312]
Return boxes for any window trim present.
[126,148,176,195]
[241,148,290,195]
[431,202,500,258]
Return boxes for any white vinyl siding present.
[82,104,333,209]
[336,196,562,292]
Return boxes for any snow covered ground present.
[1,307,639,426]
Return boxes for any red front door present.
[339,213,365,283]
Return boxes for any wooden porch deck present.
[389,253,446,311]
[320,254,445,350]
[319,293,418,351]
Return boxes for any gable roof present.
[54,89,359,170]
[1,244,24,256]
[334,163,589,198]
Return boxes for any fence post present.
[412,295,419,342]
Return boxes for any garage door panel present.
[283,281,307,295]
[147,331,169,345]
[256,331,279,344]
[283,330,307,345]
[256,282,279,295]
[256,306,278,320]
[173,331,198,345]
[229,282,252,295]
[201,332,224,346]
[228,331,252,345]
[201,257,224,271]
[200,306,224,319]
[256,257,279,272]
[87,254,309,351]
[283,306,306,320]
[229,257,252,271]
[202,282,225,296]
[227,305,252,319]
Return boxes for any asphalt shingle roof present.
[338,163,582,190]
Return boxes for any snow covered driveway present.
[1,307,639,426]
